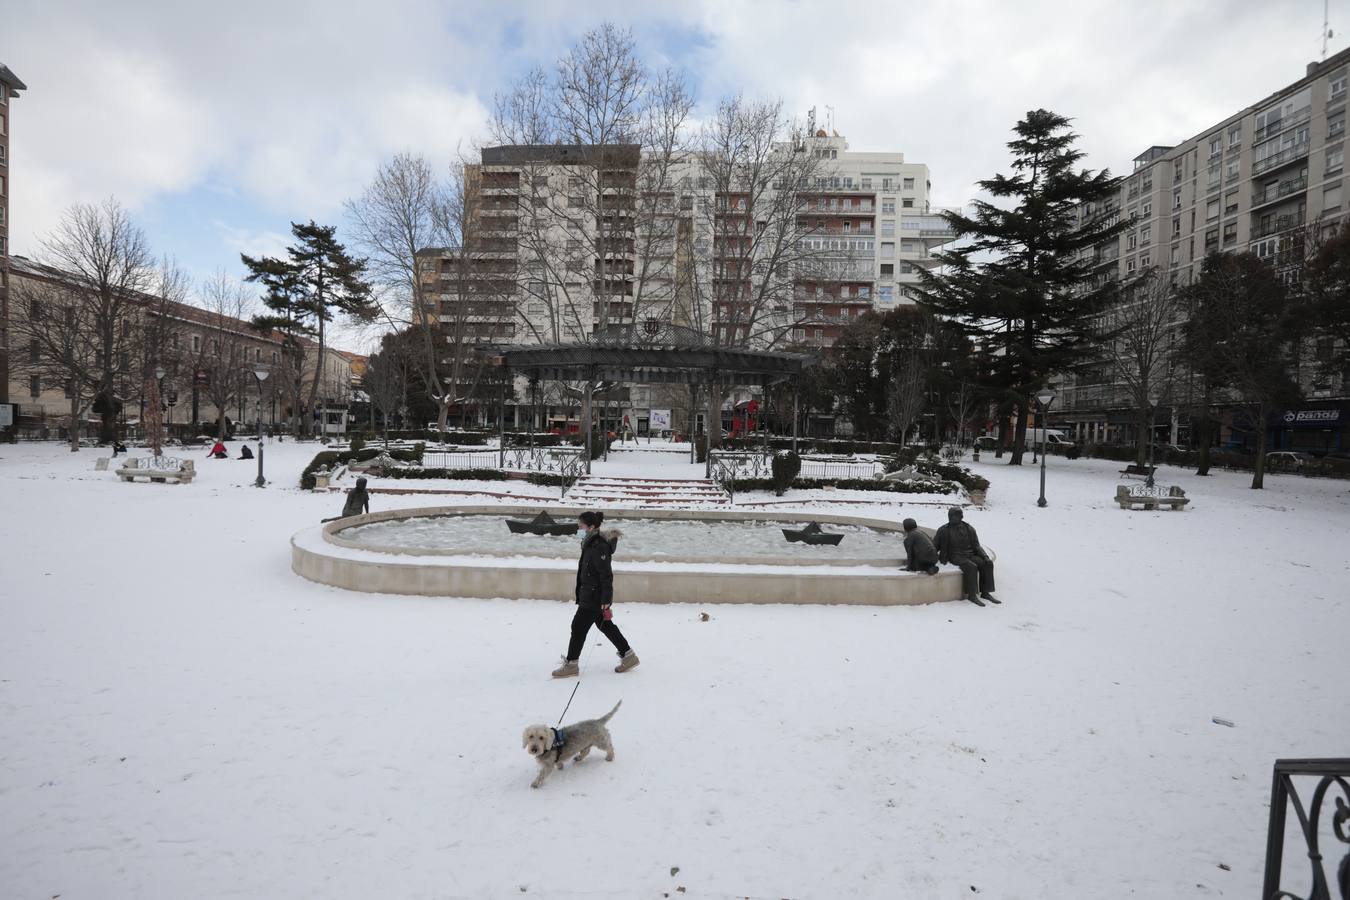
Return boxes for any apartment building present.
[790,131,954,346]
[0,63,27,414]
[6,257,358,440]
[412,132,953,431]
[1057,48,1350,452]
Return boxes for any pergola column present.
[581,369,594,475]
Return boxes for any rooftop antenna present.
[826,105,835,135]
[807,106,816,136]
[1325,0,1334,61]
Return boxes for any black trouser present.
[567,606,630,660]
[952,555,996,598]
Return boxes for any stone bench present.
[1118,464,1157,479]
[1115,484,1188,510]
[117,456,196,484]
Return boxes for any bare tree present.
[189,272,254,439]
[9,275,103,451]
[40,199,157,442]
[1109,268,1184,466]
[345,152,459,432]
[364,331,412,447]
[138,259,191,453]
[888,350,928,447]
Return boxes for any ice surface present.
[339,513,897,558]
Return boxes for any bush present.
[350,436,365,452]
[730,477,959,495]
[771,450,801,496]
[378,467,509,481]
[299,444,425,489]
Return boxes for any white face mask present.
[577,527,589,543]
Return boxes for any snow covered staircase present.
[567,476,731,507]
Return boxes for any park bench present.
[117,456,196,484]
[1115,484,1188,511]
[1118,464,1156,479]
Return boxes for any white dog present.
[522,701,621,789]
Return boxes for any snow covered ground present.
[1,439,1346,898]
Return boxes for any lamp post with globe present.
[252,367,270,487]
[1036,388,1056,508]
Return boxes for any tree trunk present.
[994,407,1008,459]
[306,315,325,440]
[1251,402,1269,489]
[1135,405,1150,466]
[706,383,723,450]
[68,395,81,452]
[1195,395,1213,476]
[1009,401,1027,465]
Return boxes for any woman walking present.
[552,510,640,678]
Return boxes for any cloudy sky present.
[3,0,1339,350]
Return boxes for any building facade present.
[414,131,954,433]
[5,257,359,440]
[0,63,27,411]
[1056,49,1350,452]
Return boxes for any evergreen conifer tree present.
[915,109,1127,463]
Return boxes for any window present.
[1223,222,1237,245]
[210,339,219,355]
[1126,232,1138,250]
[879,285,894,303]
[1225,157,1239,181]
[901,240,916,252]
[1224,192,1239,216]
[1126,257,1137,274]
[1325,184,1343,212]
[1140,226,1151,246]
[28,339,38,363]
[29,375,40,398]
[1331,113,1346,140]
[1205,227,1219,250]
[1207,163,1221,188]
[29,299,42,319]
[1209,134,1222,156]
[191,335,201,352]
[1332,69,1348,100]
[0,144,6,165]
[1206,199,1219,221]
[880,220,895,237]
[1,174,5,195]
[1140,252,1151,267]
[901,198,914,209]
[1170,246,1180,265]
[882,178,894,191]
[1172,217,1181,236]
[0,113,5,136]
[1142,200,1152,216]
[1228,124,1242,147]
[63,380,74,400]
[0,83,5,104]
[792,328,805,342]
[171,333,180,349]
[1329,145,1345,174]
[900,263,914,274]
[1173,189,1182,209]
[902,177,915,190]
[879,263,894,276]
[861,178,872,189]
[272,351,279,364]
[880,242,895,258]
[881,200,895,214]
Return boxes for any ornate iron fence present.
[1263,758,1350,900]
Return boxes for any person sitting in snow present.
[935,507,998,607]
[207,440,228,459]
[111,440,128,457]
[239,444,254,460]
[901,518,940,575]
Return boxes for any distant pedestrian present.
[901,518,940,575]
[935,507,998,607]
[552,510,639,678]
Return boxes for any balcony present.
[898,215,956,240]
[1253,105,1312,144]
[1252,176,1308,210]
[1252,141,1311,176]
[1251,212,1306,240]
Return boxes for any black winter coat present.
[575,529,619,607]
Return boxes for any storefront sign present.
[0,403,15,428]
[1280,408,1342,425]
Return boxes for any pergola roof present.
[479,339,817,386]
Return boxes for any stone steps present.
[569,476,731,506]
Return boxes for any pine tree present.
[915,109,1127,464]
[242,221,375,437]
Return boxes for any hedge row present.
[300,445,424,489]
[731,477,960,495]
[719,436,905,456]
[376,467,510,481]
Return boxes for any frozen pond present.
[338,514,901,560]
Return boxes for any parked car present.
[1265,450,1317,472]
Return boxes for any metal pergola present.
[476,334,818,474]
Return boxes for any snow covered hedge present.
[732,477,959,495]
[375,467,510,481]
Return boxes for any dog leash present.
[554,629,599,726]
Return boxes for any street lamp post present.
[252,368,270,487]
[1036,388,1056,508]
[154,366,167,452]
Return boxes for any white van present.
[1026,428,1075,449]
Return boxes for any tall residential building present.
[1057,48,1350,452]
[0,63,27,412]
[414,132,953,430]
